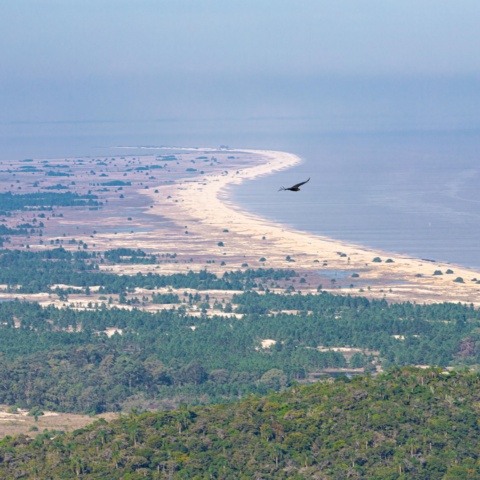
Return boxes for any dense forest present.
[0,248,296,293]
[0,245,479,478]
[0,289,479,413]
[0,191,101,214]
[1,368,479,479]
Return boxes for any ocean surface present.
[232,128,480,270]
[1,120,479,270]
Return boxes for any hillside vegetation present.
[1,368,479,479]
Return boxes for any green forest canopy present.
[1,368,479,479]
[0,286,478,414]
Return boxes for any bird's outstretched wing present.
[279,177,310,191]
[291,178,310,189]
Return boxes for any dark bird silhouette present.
[279,177,310,192]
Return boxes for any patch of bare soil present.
[0,405,118,439]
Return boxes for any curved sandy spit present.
[141,148,480,305]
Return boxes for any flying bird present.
[279,178,310,192]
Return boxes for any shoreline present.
[0,147,480,307]
[141,148,480,305]
[1,144,478,307]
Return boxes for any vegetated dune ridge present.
[1,368,479,479]
[139,147,480,305]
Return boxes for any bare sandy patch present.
[261,339,277,349]
[0,405,118,439]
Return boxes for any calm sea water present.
[1,120,479,269]
[232,129,480,270]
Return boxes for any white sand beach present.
[139,148,480,305]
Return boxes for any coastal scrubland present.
[0,149,480,478]
[0,149,479,306]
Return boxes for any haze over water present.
[1,2,479,268]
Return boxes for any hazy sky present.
[1,1,480,127]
